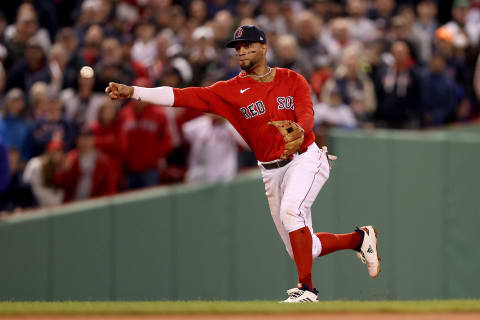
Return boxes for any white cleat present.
[356,225,381,278]
[281,284,319,303]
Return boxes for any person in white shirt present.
[183,114,248,183]
[23,139,64,207]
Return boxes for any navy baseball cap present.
[225,25,267,48]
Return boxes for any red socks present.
[315,231,363,256]
[288,228,364,289]
[289,226,313,289]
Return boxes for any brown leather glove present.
[268,120,305,159]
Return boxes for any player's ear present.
[262,43,267,54]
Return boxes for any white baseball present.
[80,66,94,78]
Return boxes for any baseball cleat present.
[356,225,381,278]
[281,284,319,303]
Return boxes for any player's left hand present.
[268,120,304,159]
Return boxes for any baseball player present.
[106,25,380,303]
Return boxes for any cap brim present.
[225,39,244,48]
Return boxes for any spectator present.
[183,114,247,183]
[0,147,34,212]
[3,3,51,69]
[419,54,458,127]
[6,37,51,92]
[273,35,308,76]
[89,98,122,189]
[236,0,256,22]
[323,18,357,63]
[314,86,358,129]
[294,11,329,78]
[131,20,157,68]
[374,40,421,128]
[24,93,73,159]
[28,81,49,121]
[80,24,104,67]
[119,78,173,189]
[76,0,112,30]
[368,0,396,27]
[411,0,439,63]
[0,0,480,211]
[23,139,65,207]
[434,27,469,90]
[211,10,235,48]
[48,43,70,93]
[119,34,149,80]
[441,0,480,48]
[1,88,29,160]
[386,15,420,63]
[189,0,209,29]
[60,71,105,132]
[149,26,193,86]
[346,0,379,43]
[55,27,84,88]
[322,45,376,125]
[206,0,236,19]
[95,36,135,91]
[257,0,288,36]
[54,127,116,203]
[167,6,188,44]
[189,26,217,85]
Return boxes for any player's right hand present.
[105,82,134,100]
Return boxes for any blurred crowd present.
[0,0,480,213]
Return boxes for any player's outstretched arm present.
[105,82,174,106]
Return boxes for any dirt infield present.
[2,314,480,320]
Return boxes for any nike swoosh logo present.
[240,88,250,93]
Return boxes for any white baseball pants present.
[259,143,330,259]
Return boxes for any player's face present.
[234,42,266,71]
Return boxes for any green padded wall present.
[230,174,288,300]
[0,129,479,301]
[50,201,112,300]
[113,190,174,300]
[445,136,480,298]
[0,218,49,300]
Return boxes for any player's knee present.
[280,206,304,232]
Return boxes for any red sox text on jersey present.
[239,96,294,120]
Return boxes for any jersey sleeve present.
[293,74,314,133]
[173,82,228,117]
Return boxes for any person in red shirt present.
[54,128,117,203]
[89,98,123,189]
[106,25,381,302]
[118,78,172,189]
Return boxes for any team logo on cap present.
[234,27,243,39]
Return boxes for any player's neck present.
[246,64,275,82]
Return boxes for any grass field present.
[0,300,479,315]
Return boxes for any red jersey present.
[173,68,314,162]
[119,102,172,172]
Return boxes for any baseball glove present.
[268,120,304,159]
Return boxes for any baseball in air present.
[80,66,94,78]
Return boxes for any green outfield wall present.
[1,128,479,301]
